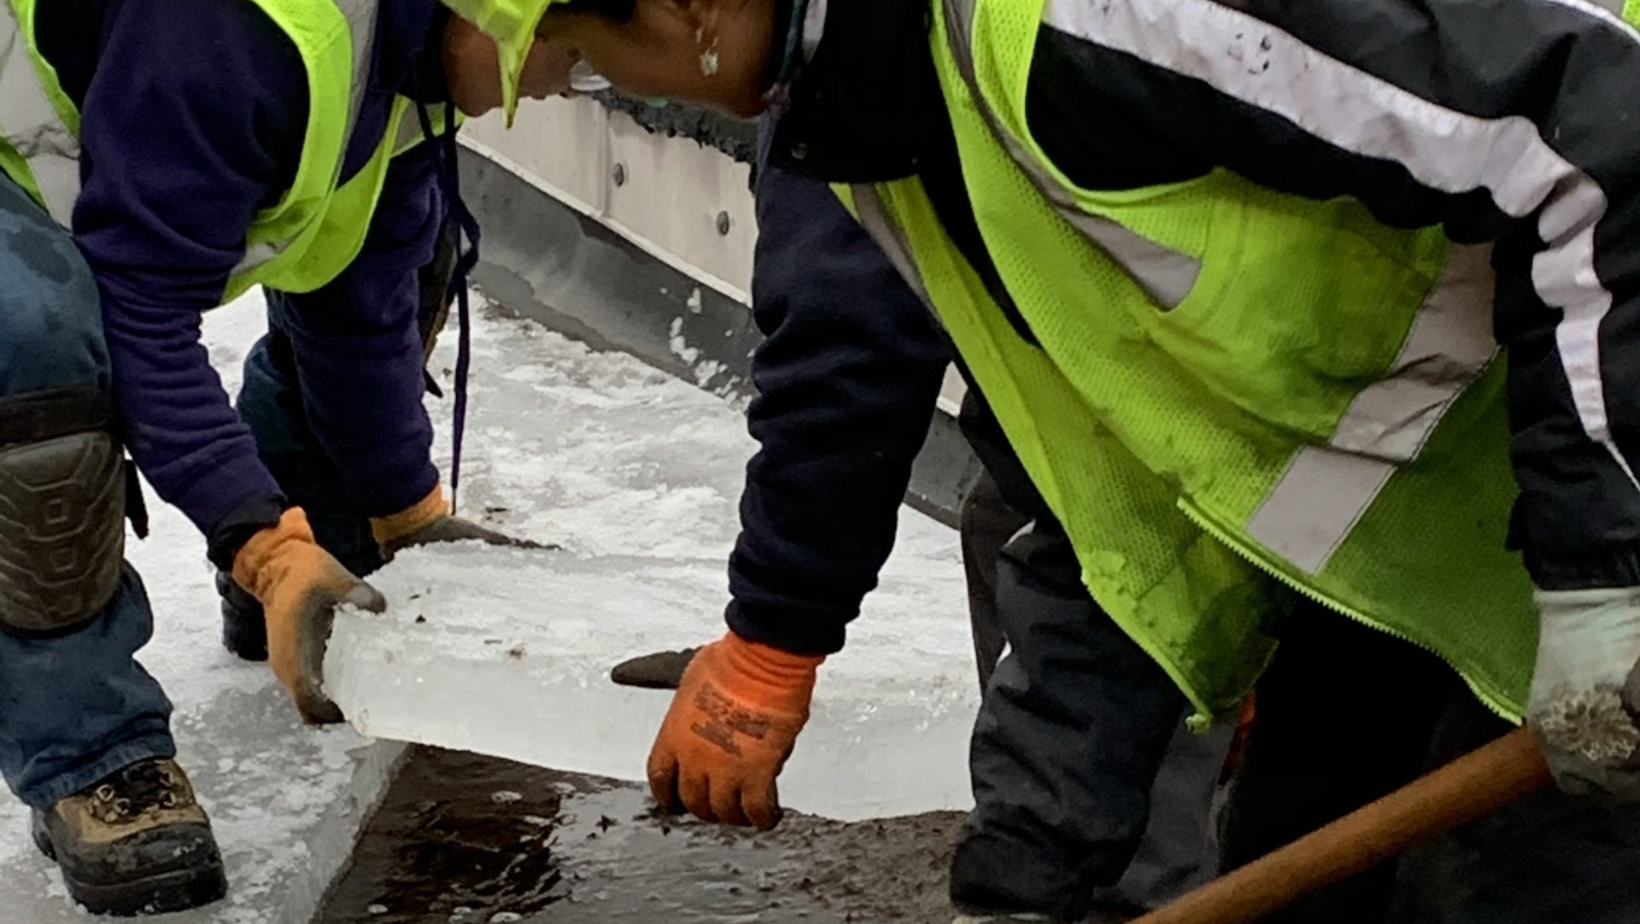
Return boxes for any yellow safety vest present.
[0,0,443,301]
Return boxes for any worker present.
[211,16,562,666]
[0,0,567,914]
[477,0,1640,921]
[610,141,1234,917]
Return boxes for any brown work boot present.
[32,758,227,916]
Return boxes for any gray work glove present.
[370,488,555,559]
[388,514,548,554]
[610,647,700,689]
[1529,587,1640,800]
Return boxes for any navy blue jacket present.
[42,0,448,551]
[726,160,950,655]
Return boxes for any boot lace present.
[89,761,188,825]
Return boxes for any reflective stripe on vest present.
[226,0,379,279]
[1593,0,1640,27]
[859,165,1500,583]
[849,184,933,307]
[1245,244,1497,573]
[0,0,78,224]
[939,0,1200,309]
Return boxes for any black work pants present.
[954,532,1640,923]
[951,507,1231,922]
[951,389,1640,922]
[951,390,1227,922]
[959,465,1027,693]
[1222,609,1640,924]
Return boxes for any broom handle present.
[1130,727,1553,924]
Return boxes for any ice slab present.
[0,293,406,922]
[324,291,977,822]
[326,541,980,822]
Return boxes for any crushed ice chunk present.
[667,317,701,364]
[693,359,726,387]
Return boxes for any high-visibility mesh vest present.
[0,0,445,301]
[842,0,1544,722]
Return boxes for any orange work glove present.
[371,486,544,558]
[233,508,386,724]
[646,632,824,830]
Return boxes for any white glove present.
[1529,587,1640,799]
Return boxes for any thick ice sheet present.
[329,296,977,821]
[328,541,978,822]
[0,294,404,923]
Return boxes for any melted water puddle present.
[316,747,962,924]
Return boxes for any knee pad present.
[0,390,126,634]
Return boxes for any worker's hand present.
[370,487,549,559]
[647,632,823,830]
[611,647,700,690]
[234,508,386,724]
[1528,587,1640,800]
[443,14,576,117]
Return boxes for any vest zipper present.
[1174,498,1522,724]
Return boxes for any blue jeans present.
[0,175,176,809]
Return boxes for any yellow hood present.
[442,0,559,124]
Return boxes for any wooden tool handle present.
[1130,727,1553,924]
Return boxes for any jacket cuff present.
[724,598,849,657]
[206,495,287,572]
[351,460,441,520]
[176,455,286,569]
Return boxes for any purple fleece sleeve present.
[73,0,305,537]
[278,145,444,519]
